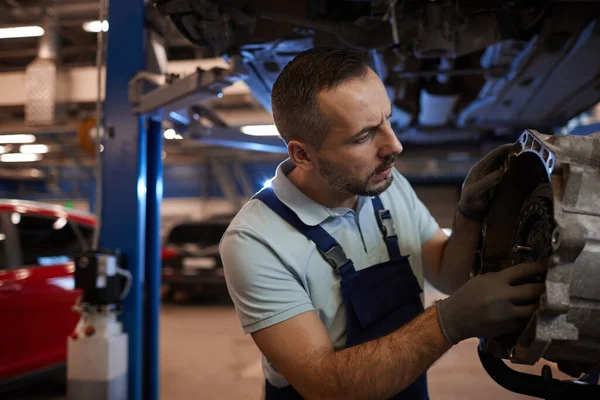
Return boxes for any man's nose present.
[378,125,403,158]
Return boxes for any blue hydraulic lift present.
[101,2,252,399]
[102,1,159,399]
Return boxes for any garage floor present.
[160,285,570,400]
[7,284,570,400]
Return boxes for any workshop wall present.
[40,190,459,252]
[413,186,460,228]
[0,164,460,236]
[43,186,459,239]
[0,162,461,202]
[0,162,281,201]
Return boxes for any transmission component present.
[474,129,600,398]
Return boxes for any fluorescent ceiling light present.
[83,20,109,33]
[163,128,183,140]
[0,134,36,144]
[1,153,42,163]
[19,144,48,154]
[0,26,44,39]
[241,125,280,136]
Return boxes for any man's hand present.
[459,144,513,221]
[436,261,546,345]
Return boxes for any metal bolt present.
[513,245,534,253]
[552,230,560,245]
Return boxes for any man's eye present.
[355,132,373,143]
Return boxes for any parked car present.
[0,200,95,390]
[161,215,231,300]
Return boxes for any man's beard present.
[318,154,397,197]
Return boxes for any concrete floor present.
[5,285,572,399]
[160,296,264,400]
[159,286,571,400]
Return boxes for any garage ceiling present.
[0,0,289,174]
[0,0,595,188]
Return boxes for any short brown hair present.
[271,47,370,148]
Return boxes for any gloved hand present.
[436,261,546,345]
[458,144,513,221]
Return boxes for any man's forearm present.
[435,211,482,294]
[309,306,451,400]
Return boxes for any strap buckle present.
[377,209,397,239]
[318,244,350,270]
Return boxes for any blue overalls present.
[254,187,429,400]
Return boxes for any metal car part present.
[475,129,600,378]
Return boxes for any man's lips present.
[373,162,394,175]
[372,166,393,180]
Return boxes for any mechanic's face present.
[315,68,403,197]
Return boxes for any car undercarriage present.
[156,0,600,146]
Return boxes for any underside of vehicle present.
[154,0,600,397]
[155,0,600,145]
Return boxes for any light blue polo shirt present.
[219,159,439,387]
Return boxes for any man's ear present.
[288,140,316,172]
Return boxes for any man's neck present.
[287,167,358,210]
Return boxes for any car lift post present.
[145,117,163,399]
[101,1,161,400]
[102,1,245,398]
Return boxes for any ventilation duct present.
[25,13,69,126]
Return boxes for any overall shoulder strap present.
[371,196,403,260]
[253,188,355,276]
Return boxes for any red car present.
[0,200,95,388]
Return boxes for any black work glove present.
[436,261,546,345]
[458,144,513,221]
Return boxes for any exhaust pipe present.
[25,12,69,126]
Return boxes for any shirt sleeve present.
[412,190,440,244]
[219,226,315,334]
[394,169,440,244]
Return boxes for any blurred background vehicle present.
[161,214,232,301]
[0,200,94,393]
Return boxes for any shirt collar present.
[270,159,370,226]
